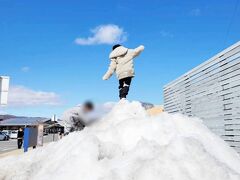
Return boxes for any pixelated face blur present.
[83,105,93,113]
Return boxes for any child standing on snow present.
[102,44,144,99]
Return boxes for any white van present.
[9,130,18,139]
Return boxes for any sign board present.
[0,76,10,105]
[23,128,30,152]
[28,127,38,147]
[23,127,38,152]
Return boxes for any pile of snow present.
[1,100,240,180]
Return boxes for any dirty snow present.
[0,100,240,180]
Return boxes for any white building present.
[164,41,240,152]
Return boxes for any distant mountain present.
[0,114,20,121]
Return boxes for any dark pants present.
[18,139,23,149]
[119,77,132,99]
[70,116,85,132]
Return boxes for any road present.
[0,134,60,154]
[0,139,17,153]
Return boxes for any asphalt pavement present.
[0,139,17,154]
[0,134,60,154]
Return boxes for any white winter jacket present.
[61,105,87,132]
[103,45,144,80]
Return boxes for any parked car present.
[2,130,10,136]
[9,130,18,139]
[0,132,9,141]
[1,131,10,140]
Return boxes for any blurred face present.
[19,128,22,131]
[83,106,92,113]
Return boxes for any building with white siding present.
[164,41,240,152]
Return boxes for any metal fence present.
[163,41,240,152]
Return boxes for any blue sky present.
[0,0,240,117]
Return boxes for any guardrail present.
[164,41,240,152]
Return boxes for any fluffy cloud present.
[0,110,6,115]
[75,24,127,45]
[8,86,61,107]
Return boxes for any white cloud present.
[8,86,61,107]
[21,66,30,72]
[190,8,201,16]
[160,30,174,38]
[75,24,127,45]
[0,110,7,115]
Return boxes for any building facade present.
[0,117,64,134]
[164,41,240,152]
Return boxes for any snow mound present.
[1,101,240,180]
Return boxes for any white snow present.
[1,100,240,180]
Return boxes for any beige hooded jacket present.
[102,45,144,80]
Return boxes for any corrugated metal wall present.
[164,41,240,152]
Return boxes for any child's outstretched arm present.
[132,45,145,58]
[102,59,117,80]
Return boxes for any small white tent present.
[0,76,10,106]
